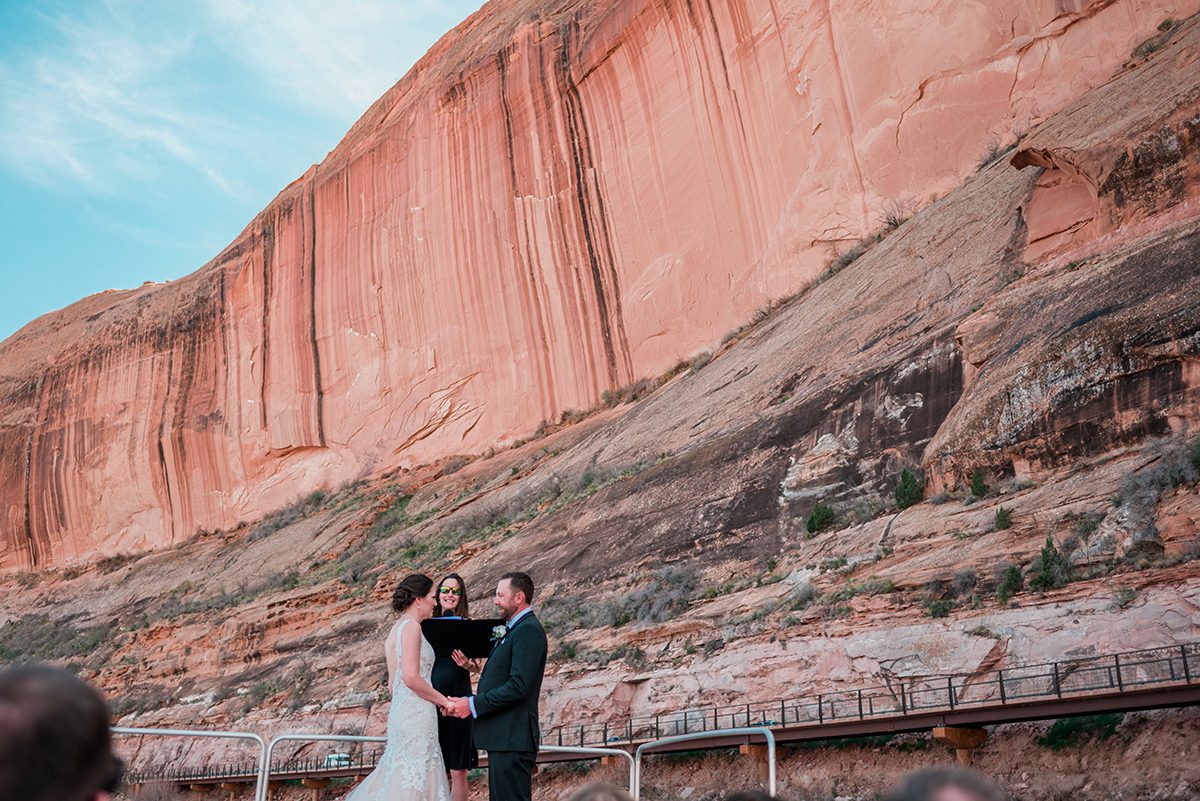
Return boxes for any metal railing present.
[535,745,637,792]
[547,641,1198,747]
[255,735,636,800]
[121,640,1199,786]
[634,727,775,800]
[113,725,268,800]
[260,734,385,801]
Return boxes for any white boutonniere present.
[491,625,507,644]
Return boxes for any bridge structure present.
[120,640,1200,798]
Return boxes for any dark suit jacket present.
[472,610,547,753]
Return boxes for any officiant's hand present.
[451,649,482,673]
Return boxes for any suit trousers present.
[487,750,536,801]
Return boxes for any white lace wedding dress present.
[345,619,450,801]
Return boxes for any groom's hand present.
[447,697,472,718]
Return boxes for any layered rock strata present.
[2,0,1197,568]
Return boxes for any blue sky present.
[0,0,482,341]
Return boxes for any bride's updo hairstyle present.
[391,573,434,613]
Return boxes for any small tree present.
[806,503,836,535]
[994,506,1013,530]
[1029,535,1072,591]
[894,469,924,509]
[997,564,1023,605]
[970,470,988,498]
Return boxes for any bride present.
[345,574,453,801]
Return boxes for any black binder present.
[421,617,507,659]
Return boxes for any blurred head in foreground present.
[567,782,635,801]
[0,663,123,801]
[882,766,1005,801]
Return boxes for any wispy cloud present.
[203,0,469,117]
[0,3,250,197]
[0,0,479,197]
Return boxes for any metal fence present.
[634,727,776,800]
[120,640,1198,786]
[545,641,1198,746]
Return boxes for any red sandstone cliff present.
[1,0,1196,569]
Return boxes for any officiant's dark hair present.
[391,573,433,612]
[0,663,124,801]
[435,573,470,619]
[501,571,535,604]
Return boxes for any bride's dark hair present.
[391,574,433,613]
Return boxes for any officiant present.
[432,572,481,801]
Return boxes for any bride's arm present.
[400,622,451,708]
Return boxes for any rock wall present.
[2,0,1196,569]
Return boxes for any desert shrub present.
[605,566,698,626]
[995,562,1024,605]
[1111,587,1137,610]
[441,455,471,476]
[924,599,955,618]
[970,471,988,498]
[994,506,1013,530]
[1029,535,1072,591]
[788,581,820,610]
[894,468,924,509]
[806,502,836,535]
[976,139,1004,171]
[0,615,114,664]
[247,489,328,541]
[370,494,413,536]
[1037,714,1123,750]
[949,569,978,599]
[826,237,876,276]
[688,351,712,374]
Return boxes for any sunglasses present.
[439,586,462,596]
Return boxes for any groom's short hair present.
[0,663,123,801]
[501,571,535,604]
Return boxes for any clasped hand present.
[440,697,471,718]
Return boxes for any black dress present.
[431,638,479,770]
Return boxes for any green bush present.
[1037,714,1123,750]
[970,471,988,498]
[806,503,836,535]
[1029,535,1072,591]
[996,563,1023,605]
[924,599,955,618]
[894,469,924,509]
[994,506,1012,530]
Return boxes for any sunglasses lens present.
[440,587,460,596]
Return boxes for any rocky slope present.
[3,0,1199,568]
[3,13,1200,799]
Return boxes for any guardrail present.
[120,640,1199,786]
[538,745,637,792]
[634,727,775,800]
[547,641,1199,747]
[254,735,636,800]
[112,726,268,800]
[259,734,385,801]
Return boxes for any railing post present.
[1114,654,1124,691]
[817,695,823,723]
[655,715,661,738]
[900,684,908,714]
[712,708,718,730]
[998,670,1006,703]
[857,689,863,719]
[780,700,787,726]
[1052,662,1062,697]
[947,677,955,709]
[746,703,751,727]
[1183,645,1192,683]
[628,719,634,741]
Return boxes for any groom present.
[447,571,547,801]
